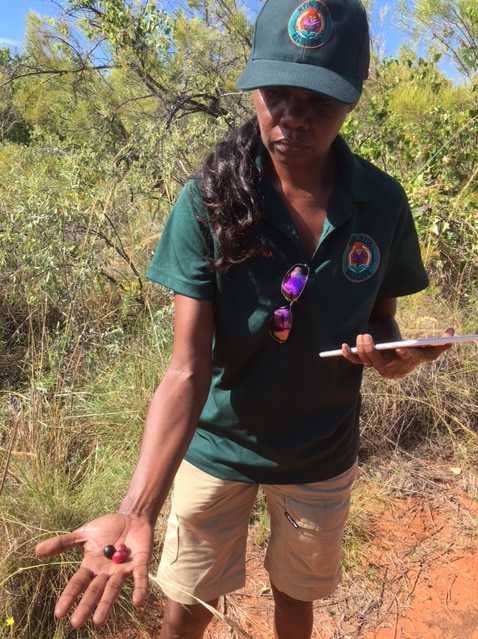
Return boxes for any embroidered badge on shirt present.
[343,234,380,282]
[288,0,332,49]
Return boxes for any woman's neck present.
[267,147,337,196]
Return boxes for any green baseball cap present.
[237,0,370,104]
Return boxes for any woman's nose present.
[280,98,310,129]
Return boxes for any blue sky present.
[1,0,54,48]
[1,0,407,55]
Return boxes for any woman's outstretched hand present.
[342,328,455,379]
[35,513,154,628]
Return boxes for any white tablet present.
[319,334,478,358]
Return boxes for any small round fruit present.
[103,545,116,559]
[116,544,127,553]
[111,550,126,564]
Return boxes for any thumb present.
[35,530,84,558]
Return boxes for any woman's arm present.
[35,294,214,627]
[118,293,214,523]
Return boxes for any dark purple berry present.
[103,544,116,559]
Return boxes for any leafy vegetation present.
[0,0,477,637]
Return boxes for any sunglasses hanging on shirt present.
[270,263,310,343]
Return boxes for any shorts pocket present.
[284,491,351,533]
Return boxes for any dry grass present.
[0,289,477,638]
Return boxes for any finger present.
[67,572,111,628]
[341,343,353,359]
[54,566,96,620]
[341,343,362,365]
[131,558,150,606]
[355,334,376,367]
[67,572,123,627]
[36,532,84,558]
[417,328,456,360]
[94,573,130,625]
[395,347,415,362]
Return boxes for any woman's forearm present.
[118,366,210,525]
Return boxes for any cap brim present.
[237,59,362,105]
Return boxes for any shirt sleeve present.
[378,194,429,299]
[146,180,216,301]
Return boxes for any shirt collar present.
[333,136,375,203]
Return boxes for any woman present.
[36,0,453,637]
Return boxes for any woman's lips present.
[274,138,307,153]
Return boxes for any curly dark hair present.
[199,116,266,272]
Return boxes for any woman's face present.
[253,87,355,172]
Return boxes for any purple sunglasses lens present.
[281,264,309,300]
[271,307,292,342]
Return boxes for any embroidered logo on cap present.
[288,0,332,49]
[343,234,380,282]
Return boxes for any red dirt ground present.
[206,486,478,639]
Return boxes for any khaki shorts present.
[157,459,358,605]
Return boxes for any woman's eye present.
[264,88,288,99]
[314,94,334,105]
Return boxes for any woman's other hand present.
[341,328,455,379]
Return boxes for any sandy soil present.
[108,458,478,639]
[214,492,478,639]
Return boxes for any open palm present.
[36,513,154,628]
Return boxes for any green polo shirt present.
[146,136,428,484]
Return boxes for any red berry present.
[116,543,127,553]
[111,550,127,564]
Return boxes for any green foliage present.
[343,54,478,294]
[0,1,477,636]
[70,0,170,51]
[0,306,171,638]
[0,48,32,144]
[0,142,145,314]
[398,0,478,80]
[0,2,252,345]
